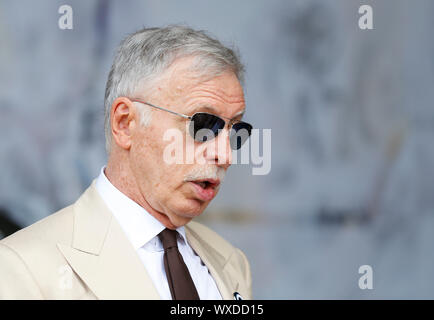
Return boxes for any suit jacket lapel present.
[57,181,160,300]
[185,225,237,300]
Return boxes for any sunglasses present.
[130,98,252,150]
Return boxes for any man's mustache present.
[183,166,226,183]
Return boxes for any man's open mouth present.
[188,179,220,201]
[192,179,220,190]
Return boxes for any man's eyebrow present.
[189,104,218,114]
[189,104,245,120]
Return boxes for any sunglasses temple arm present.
[134,100,191,119]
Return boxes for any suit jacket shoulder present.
[0,205,95,299]
[1,205,74,251]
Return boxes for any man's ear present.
[110,97,137,150]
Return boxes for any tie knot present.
[158,228,178,250]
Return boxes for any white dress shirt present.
[94,166,222,300]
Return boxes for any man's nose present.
[204,129,232,168]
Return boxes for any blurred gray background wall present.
[1,0,434,299]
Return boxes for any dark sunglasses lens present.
[189,113,226,142]
[230,122,252,150]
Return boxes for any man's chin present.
[178,207,205,220]
[174,199,208,219]
[163,195,210,227]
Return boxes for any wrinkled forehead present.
[151,57,245,116]
[156,56,243,95]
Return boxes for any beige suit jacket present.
[0,181,252,300]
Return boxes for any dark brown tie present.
[158,228,200,300]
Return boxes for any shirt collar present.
[94,166,187,250]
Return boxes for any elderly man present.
[0,26,252,300]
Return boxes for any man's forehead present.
[157,58,245,117]
[167,59,244,93]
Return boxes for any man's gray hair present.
[104,25,245,154]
